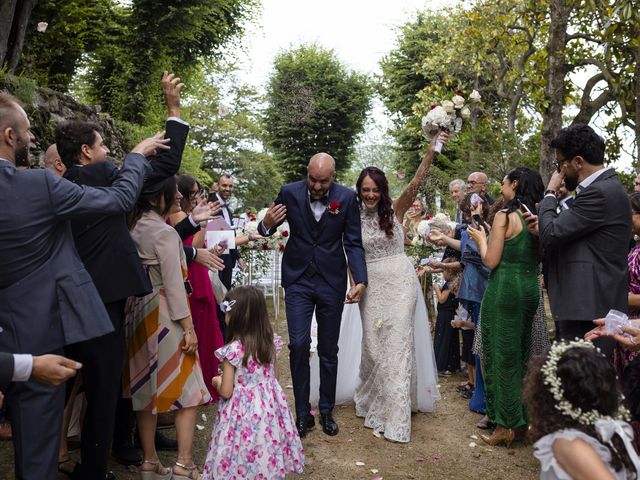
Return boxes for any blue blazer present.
[261,180,367,294]
[0,153,149,355]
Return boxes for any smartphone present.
[520,202,532,214]
[472,214,482,227]
[207,192,218,203]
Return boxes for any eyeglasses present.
[635,182,640,186]
[190,188,204,198]
[220,300,236,312]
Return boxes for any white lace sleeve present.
[533,429,613,480]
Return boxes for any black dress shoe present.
[295,414,315,438]
[111,444,142,466]
[320,413,339,436]
[105,472,117,480]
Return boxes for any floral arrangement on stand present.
[421,89,481,152]
[243,208,290,253]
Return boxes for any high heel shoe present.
[480,428,515,448]
[139,459,172,480]
[173,461,202,480]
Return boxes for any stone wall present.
[0,74,128,167]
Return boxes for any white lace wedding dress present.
[353,208,440,442]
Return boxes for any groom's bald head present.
[307,152,336,201]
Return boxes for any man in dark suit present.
[538,124,631,356]
[56,72,196,478]
[259,153,367,438]
[0,91,166,479]
[214,174,242,289]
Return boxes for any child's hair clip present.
[221,299,236,312]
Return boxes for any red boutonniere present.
[327,201,341,215]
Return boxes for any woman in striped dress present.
[125,177,211,480]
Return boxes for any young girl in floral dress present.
[203,286,304,480]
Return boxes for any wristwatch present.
[544,189,557,196]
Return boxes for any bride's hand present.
[345,284,366,304]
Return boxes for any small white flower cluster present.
[541,339,630,425]
[421,90,481,140]
[243,209,289,252]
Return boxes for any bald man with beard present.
[467,171,494,204]
[43,143,66,176]
[259,153,367,439]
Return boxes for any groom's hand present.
[345,283,366,304]
[263,203,287,230]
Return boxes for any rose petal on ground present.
[416,455,426,463]
[430,454,442,461]
[469,442,477,448]
[355,461,365,466]
[470,434,478,440]
[310,408,317,416]
[285,384,293,389]
[373,430,381,438]
[372,477,384,480]
[196,424,204,431]
[371,469,379,474]
[201,413,207,422]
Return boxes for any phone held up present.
[207,192,218,203]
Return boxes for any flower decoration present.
[328,201,341,215]
[421,89,482,141]
[37,22,48,33]
[541,339,630,425]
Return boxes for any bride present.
[311,132,444,442]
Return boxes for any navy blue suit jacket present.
[261,180,367,294]
[0,154,149,355]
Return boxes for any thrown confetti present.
[285,384,293,389]
[372,476,384,480]
[416,455,426,463]
[201,413,207,422]
[469,442,477,448]
[310,408,317,416]
[430,454,442,462]
[37,22,48,32]
[370,469,379,474]
[196,424,204,431]
[355,461,365,466]
[372,430,381,438]
[470,434,478,440]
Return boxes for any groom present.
[259,153,367,437]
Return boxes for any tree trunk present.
[7,0,38,73]
[539,0,572,183]
[0,0,18,68]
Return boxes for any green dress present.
[481,211,539,429]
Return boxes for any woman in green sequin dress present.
[468,167,544,447]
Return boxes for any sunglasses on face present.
[220,300,236,312]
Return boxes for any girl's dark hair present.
[630,192,640,214]
[128,176,177,230]
[176,174,199,213]
[356,167,394,237]
[442,257,462,294]
[497,167,544,216]
[523,347,634,472]
[224,286,275,367]
[459,192,489,222]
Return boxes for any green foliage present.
[19,0,120,92]
[264,44,373,183]
[185,64,282,210]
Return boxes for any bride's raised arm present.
[392,131,447,222]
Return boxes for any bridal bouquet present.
[421,89,481,152]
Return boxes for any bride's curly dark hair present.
[356,167,394,238]
[523,348,634,473]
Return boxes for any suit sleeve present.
[143,119,189,187]
[184,246,195,266]
[539,187,607,251]
[174,216,200,241]
[48,153,149,220]
[0,352,14,392]
[343,193,368,285]
[258,188,285,237]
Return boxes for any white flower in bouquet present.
[411,235,424,247]
[452,94,465,109]
[469,89,482,103]
[244,220,259,235]
[421,106,451,139]
[461,106,471,120]
[441,100,455,114]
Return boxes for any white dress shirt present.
[12,354,33,382]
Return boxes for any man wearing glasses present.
[466,171,494,205]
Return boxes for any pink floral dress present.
[203,335,304,479]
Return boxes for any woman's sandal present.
[173,461,203,480]
[139,459,172,480]
[58,457,81,480]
